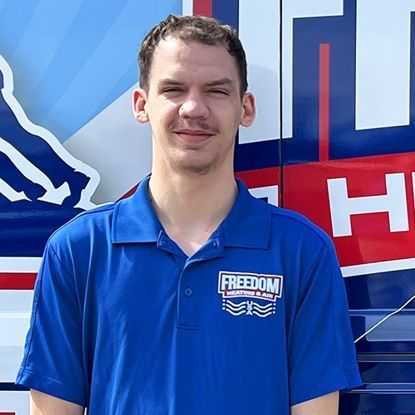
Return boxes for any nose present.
[179,90,209,119]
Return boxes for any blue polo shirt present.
[16,176,361,414]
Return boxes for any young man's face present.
[133,36,255,175]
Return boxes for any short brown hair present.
[138,15,248,96]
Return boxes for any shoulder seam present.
[269,207,332,248]
[49,203,115,241]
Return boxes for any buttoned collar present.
[111,175,271,249]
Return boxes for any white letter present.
[266,278,280,294]
[328,173,408,237]
[249,185,279,207]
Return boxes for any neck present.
[148,166,237,256]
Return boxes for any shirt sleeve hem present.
[290,370,363,407]
[15,368,86,407]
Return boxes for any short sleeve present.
[288,240,362,406]
[15,240,87,407]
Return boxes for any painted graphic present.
[0,56,99,257]
[0,57,97,208]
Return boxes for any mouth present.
[174,129,215,142]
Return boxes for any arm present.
[31,390,84,415]
[16,240,87,406]
[291,391,339,415]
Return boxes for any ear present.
[240,92,256,127]
[132,88,149,123]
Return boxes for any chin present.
[176,164,213,175]
[167,149,229,175]
[171,158,218,175]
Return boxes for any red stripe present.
[119,183,138,200]
[0,413,16,415]
[319,43,330,162]
[0,273,37,289]
[193,0,212,16]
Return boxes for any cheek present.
[222,112,244,133]
[215,101,243,123]
[148,99,178,124]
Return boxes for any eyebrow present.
[205,77,234,87]
[158,79,183,87]
[157,77,235,88]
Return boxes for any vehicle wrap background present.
[0,0,414,413]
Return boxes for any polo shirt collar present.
[221,179,271,249]
[112,175,271,249]
[112,176,161,244]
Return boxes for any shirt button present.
[184,287,193,296]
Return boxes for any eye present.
[208,89,229,96]
[164,88,180,93]
[160,87,184,95]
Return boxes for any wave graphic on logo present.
[222,299,276,318]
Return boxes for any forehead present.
[148,37,240,86]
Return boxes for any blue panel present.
[345,269,415,309]
[0,383,27,391]
[359,362,415,383]
[212,0,239,29]
[340,392,415,415]
[234,139,281,171]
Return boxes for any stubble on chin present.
[168,153,219,176]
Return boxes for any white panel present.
[0,314,31,348]
[0,391,30,415]
[0,344,27,382]
[290,0,343,16]
[0,313,30,382]
[0,291,33,382]
[0,257,41,273]
[182,0,193,15]
[356,0,415,129]
[0,291,34,313]
[238,0,280,144]
[65,85,152,203]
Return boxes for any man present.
[16,15,361,414]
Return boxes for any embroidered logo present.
[218,271,283,318]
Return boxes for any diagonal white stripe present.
[341,257,415,277]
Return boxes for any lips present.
[174,129,215,142]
